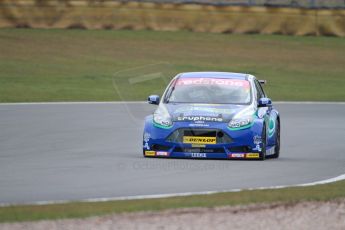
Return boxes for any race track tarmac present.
[0,102,344,204]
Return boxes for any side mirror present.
[148,95,160,105]
[258,97,272,107]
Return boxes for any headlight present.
[228,116,254,130]
[153,108,172,128]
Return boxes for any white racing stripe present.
[0,101,344,106]
[1,174,344,207]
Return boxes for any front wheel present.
[271,120,280,159]
[259,126,267,161]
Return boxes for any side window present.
[163,78,177,103]
[254,80,264,101]
[258,81,266,98]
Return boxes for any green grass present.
[0,28,344,102]
[0,179,344,223]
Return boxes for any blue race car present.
[143,72,280,160]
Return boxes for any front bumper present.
[143,118,265,160]
[144,149,263,159]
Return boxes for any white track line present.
[1,173,344,207]
[0,101,344,105]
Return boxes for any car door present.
[254,79,277,147]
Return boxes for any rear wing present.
[259,80,267,84]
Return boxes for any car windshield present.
[166,77,251,104]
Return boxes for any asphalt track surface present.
[0,102,344,205]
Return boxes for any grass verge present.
[0,29,344,102]
[1,179,344,223]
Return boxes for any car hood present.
[162,103,255,123]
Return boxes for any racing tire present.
[259,125,267,161]
[271,120,280,159]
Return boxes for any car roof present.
[179,72,249,80]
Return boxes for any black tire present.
[259,125,267,161]
[271,120,280,159]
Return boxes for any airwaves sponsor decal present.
[177,116,223,122]
[183,136,216,144]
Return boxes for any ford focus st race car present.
[143,72,280,160]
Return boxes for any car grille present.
[166,128,232,144]
[151,144,171,151]
[229,146,252,153]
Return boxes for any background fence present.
[0,0,344,9]
[124,0,345,9]
[0,0,344,36]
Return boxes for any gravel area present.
[1,199,345,230]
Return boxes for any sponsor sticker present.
[253,144,262,152]
[191,153,207,158]
[189,123,210,127]
[156,151,169,157]
[266,147,275,156]
[191,144,206,148]
[143,132,151,150]
[144,142,150,150]
[183,136,216,144]
[178,116,223,122]
[175,106,234,115]
[144,151,156,156]
[176,78,250,88]
[268,118,276,137]
[143,132,151,142]
[246,153,260,159]
[229,153,245,158]
[253,135,262,145]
